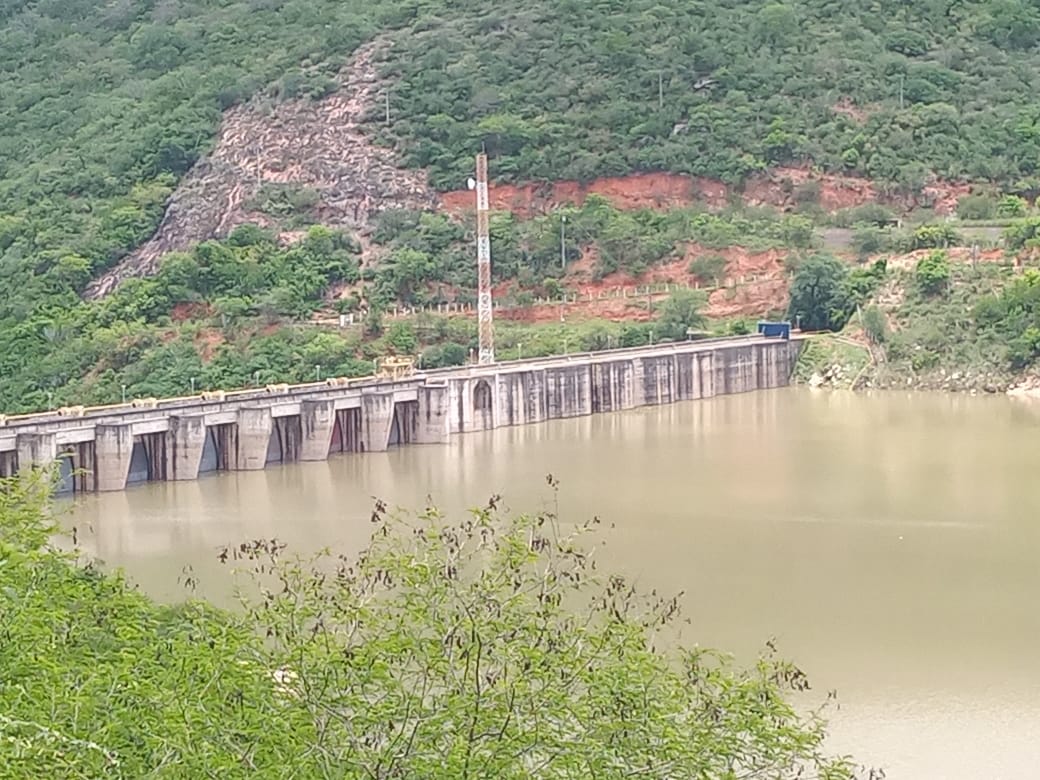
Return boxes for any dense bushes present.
[974,269,1040,368]
[0,225,363,411]
[787,255,887,332]
[378,0,1040,192]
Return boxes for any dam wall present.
[0,336,802,493]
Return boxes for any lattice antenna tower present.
[473,152,495,364]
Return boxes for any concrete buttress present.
[16,433,57,473]
[415,385,449,444]
[94,424,134,492]
[167,415,207,480]
[235,408,273,470]
[300,400,336,460]
[361,392,394,451]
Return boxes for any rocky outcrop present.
[86,41,438,299]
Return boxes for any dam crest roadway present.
[0,334,802,493]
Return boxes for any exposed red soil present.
[440,173,728,217]
[922,180,972,216]
[171,302,213,322]
[883,246,1005,271]
[439,166,967,218]
[744,166,877,212]
[194,329,225,361]
[493,242,790,323]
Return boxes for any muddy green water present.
[67,389,1040,778]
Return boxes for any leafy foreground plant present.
[0,474,859,778]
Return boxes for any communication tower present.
[471,153,495,364]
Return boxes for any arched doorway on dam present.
[473,379,494,431]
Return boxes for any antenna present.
[475,153,495,365]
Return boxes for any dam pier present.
[1,335,801,493]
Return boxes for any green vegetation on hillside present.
[975,268,1040,369]
[376,197,814,304]
[797,258,1038,391]
[6,0,1040,407]
[0,201,806,412]
[787,254,887,331]
[380,0,1040,190]
[0,476,853,778]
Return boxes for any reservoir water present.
[66,388,1040,778]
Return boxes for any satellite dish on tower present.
[466,177,476,191]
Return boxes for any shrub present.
[915,250,950,296]
[956,194,997,220]
[997,194,1029,218]
[861,305,888,344]
[850,224,889,257]
[906,223,960,250]
[687,253,727,284]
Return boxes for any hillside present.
[6,0,1040,410]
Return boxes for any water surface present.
[68,389,1040,778]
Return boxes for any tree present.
[657,288,708,339]
[385,320,417,354]
[915,250,950,296]
[787,254,851,331]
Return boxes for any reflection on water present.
[67,388,1040,778]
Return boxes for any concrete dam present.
[0,335,803,493]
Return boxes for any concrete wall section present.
[495,371,546,428]
[235,408,273,470]
[271,416,302,463]
[94,424,134,492]
[415,385,449,444]
[360,393,395,452]
[300,400,336,461]
[590,359,640,413]
[16,433,57,474]
[167,415,207,481]
[639,355,678,406]
[544,366,592,420]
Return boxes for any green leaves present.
[0,478,854,778]
[914,250,951,297]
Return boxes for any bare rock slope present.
[86,42,437,299]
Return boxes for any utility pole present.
[385,91,390,125]
[474,153,495,364]
[560,215,567,270]
[898,74,904,110]
[658,72,664,110]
